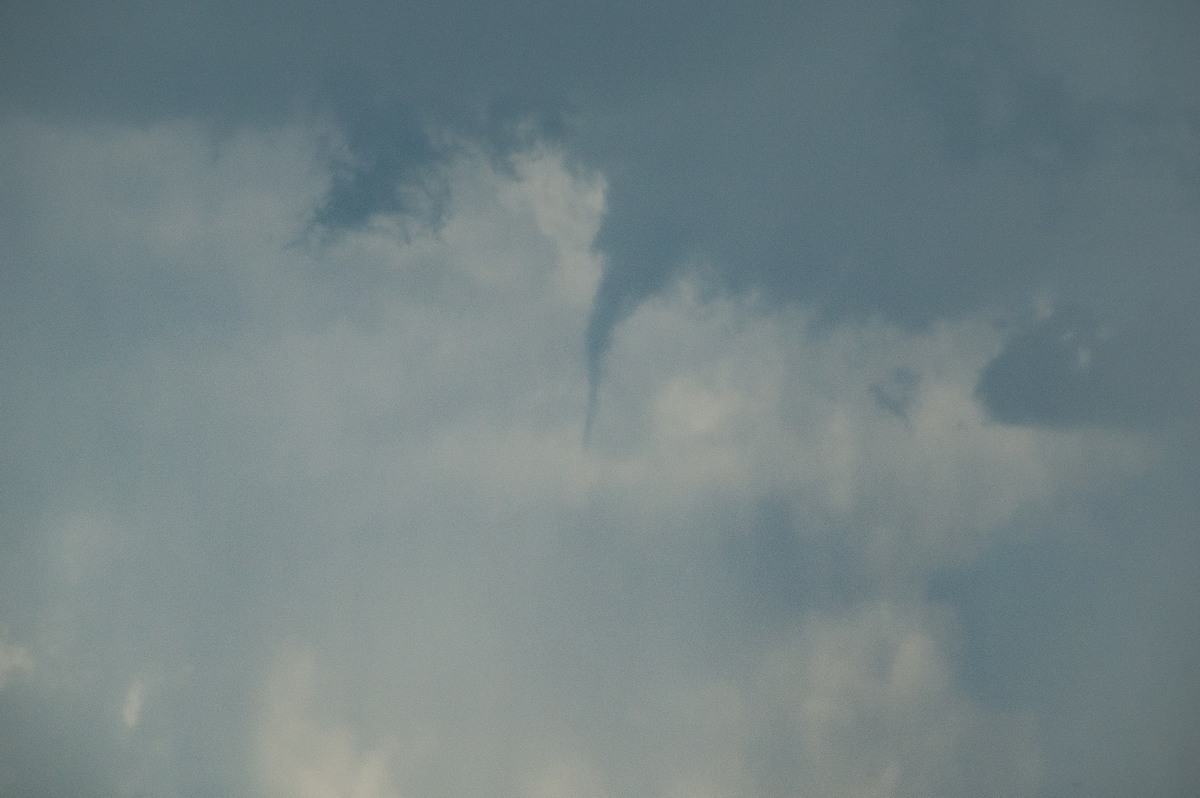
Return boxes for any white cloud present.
[238,136,1147,798]
[588,285,1152,573]
[0,115,1174,798]
[256,652,411,798]
[744,600,1042,798]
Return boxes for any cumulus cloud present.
[257,652,409,798]
[743,601,1041,798]
[1,12,1198,791]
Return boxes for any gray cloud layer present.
[7,0,1195,421]
[2,2,1199,797]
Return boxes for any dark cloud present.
[581,0,1200,411]
[3,2,1200,796]
[899,1,1096,167]
[4,1,1196,426]
[308,102,448,236]
[926,435,1200,797]
[0,684,122,798]
[0,0,764,124]
[976,304,1200,427]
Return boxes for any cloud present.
[591,287,1150,577]
[869,367,921,424]
[575,0,1200,411]
[522,758,610,798]
[1,118,614,797]
[121,680,145,729]
[256,651,408,798]
[3,1,1197,432]
[742,601,1041,798]
[976,302,1200,427]
[0,639,33,689]
[309,103,448,236]
[1,45,1197,798]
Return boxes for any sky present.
[1,1,1198,797]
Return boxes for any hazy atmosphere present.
[2,1,1198,796]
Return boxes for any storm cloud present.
[2,2,1198,797]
